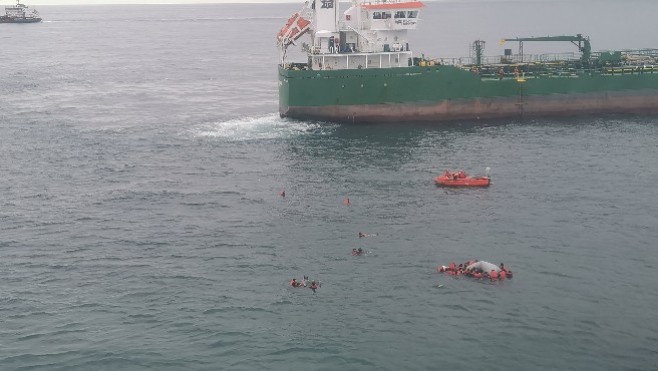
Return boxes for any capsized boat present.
[438,260,513,279]
[435,169,490,187]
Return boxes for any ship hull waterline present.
[282,91,658,123]
[0,17,41,23]
[279,65,658,124]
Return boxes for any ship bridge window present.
[382,12,391,19]
[407,11,418,18]
[394,11,406,18]
[373,11,381,19]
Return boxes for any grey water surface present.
[1,2,658,370]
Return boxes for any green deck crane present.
[502,34,592,64]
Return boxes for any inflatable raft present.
[438,259,513,280]
[435,170,490,187]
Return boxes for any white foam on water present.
[191,114,336,141]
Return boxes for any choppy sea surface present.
[2,1,658,370]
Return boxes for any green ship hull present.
[279,64,658,123]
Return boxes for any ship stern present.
[278,66,291,118]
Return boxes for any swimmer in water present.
[310,281,319,293]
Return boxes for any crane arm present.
[501,34,591,64]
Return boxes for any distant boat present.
[0,0,41,23]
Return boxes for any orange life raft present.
[435,170,490,187]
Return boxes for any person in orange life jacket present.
[499,270,507,280]
[500,263,513,277]
[290,278,299,287]
[489,269,499,280]
[449,262,456,271]
[310,281,319,293]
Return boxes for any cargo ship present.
[1,0,41,23]
[277,0,658,123]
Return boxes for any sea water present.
[1,2,658,370]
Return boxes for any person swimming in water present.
[310,281,319,293]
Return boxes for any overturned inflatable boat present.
[438,259,513,280]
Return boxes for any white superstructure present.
[277,0,424,70]
[2,0,40,21]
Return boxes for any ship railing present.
[439,52,580,66]
[310,51,413,70]
[617,48,658,57]
[361,0,412,5]
[343,23,373,44]
[467,63,658,80]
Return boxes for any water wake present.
[191,114,335,141]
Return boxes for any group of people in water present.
[291,230,513,293]
[442,170,468,180]
[351,248,365,256]
[290,276,320,293]
[290,232,375,293]
[353,231,376,255]
[438,260,513,281]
